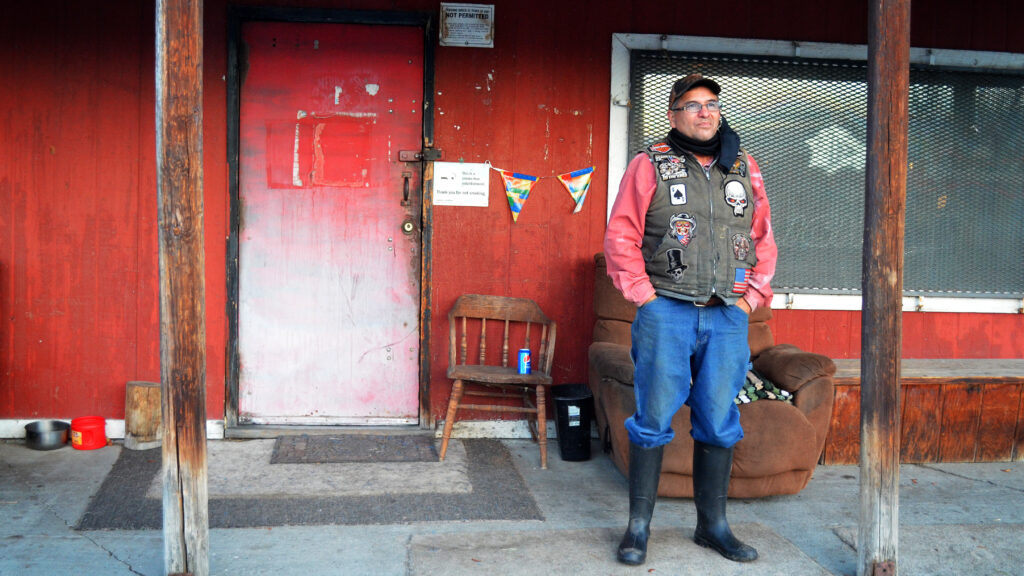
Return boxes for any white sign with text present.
[439,3,494,48]
[433,161,490,207]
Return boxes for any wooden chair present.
[438,294,557,469]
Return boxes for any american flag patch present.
[732,268,749,293]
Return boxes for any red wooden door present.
[237,22,423,424]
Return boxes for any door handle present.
[402,171,412,207]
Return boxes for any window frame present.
[608,33,1024,314]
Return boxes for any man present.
[604,73,777,565]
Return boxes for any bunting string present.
[489,164,596,222]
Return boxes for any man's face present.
[668,86,720,142]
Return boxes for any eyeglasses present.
[670,100,721,114]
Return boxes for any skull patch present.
[724,181,748,217]
[669,213,696,247]
[732,233,752,260]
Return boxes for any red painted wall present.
[771,311,1023,360]
[2,2,228,420]
[2,0,1022,422]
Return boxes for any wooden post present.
[156,0,209,575]
[860,1,910,575]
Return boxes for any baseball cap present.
[669,74,721,107]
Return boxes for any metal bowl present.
[24,420,70,450]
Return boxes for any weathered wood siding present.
[823,360,1024,464]
[2,0,1023,421]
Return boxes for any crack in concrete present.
[47,499,147,575]
[912,463,1024,494]
[75,530,148,576]
[3,457,147,576]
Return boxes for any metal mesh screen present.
[629,51,1024,297]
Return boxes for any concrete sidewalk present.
[1,437,1021,575]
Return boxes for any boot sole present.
[616,549,646,566]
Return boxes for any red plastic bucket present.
[71,416,107,450]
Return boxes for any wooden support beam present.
[860,1,910,575]
[156,0,209,575]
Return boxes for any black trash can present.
[552,383,594,461]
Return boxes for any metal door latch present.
[399,148,443,162]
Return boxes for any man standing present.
[604,74,777,564]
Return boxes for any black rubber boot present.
[616,443,664,565]
[692,440,758,562]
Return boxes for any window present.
[610,35,1024,311]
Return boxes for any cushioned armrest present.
[588,342,635,386]
[752,344,836,394]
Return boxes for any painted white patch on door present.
[292,123,303,187]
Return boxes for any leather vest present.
[640,143,757,305]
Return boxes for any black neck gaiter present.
[666,116,741,172]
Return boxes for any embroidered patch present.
[730,158,747,178]
[658,160,688,181]
[665,249,687,283]
[724,181,748,216]
[669,213,696,247]
[669,184,687,205]
[732,268,749,293]
[650,142,672,154]
[731,233,752,260]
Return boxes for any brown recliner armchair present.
[588,253,836,498]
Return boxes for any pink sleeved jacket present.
[604,152,777,310]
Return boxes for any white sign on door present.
[433,161,490,207]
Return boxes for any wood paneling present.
[1015,396,1024,462]
[2,2,155,418]
[977,384,1021,462]
[938,384,983,462]
[823,361,1024,464]
[825,385,861,465]
[900,384,941,463]
[2,0,1023,423]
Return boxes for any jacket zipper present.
[701,161,719,296]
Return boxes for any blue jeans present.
[626,296,750,449]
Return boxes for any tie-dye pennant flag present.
[494,168,539,222]
[557,166,595,213]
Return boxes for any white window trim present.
[608,33,1024,314]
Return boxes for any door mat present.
[270,434,438,464]
[76,438,541,530]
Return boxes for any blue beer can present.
[517,348,531,374]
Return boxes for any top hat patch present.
[665,249,687,283]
